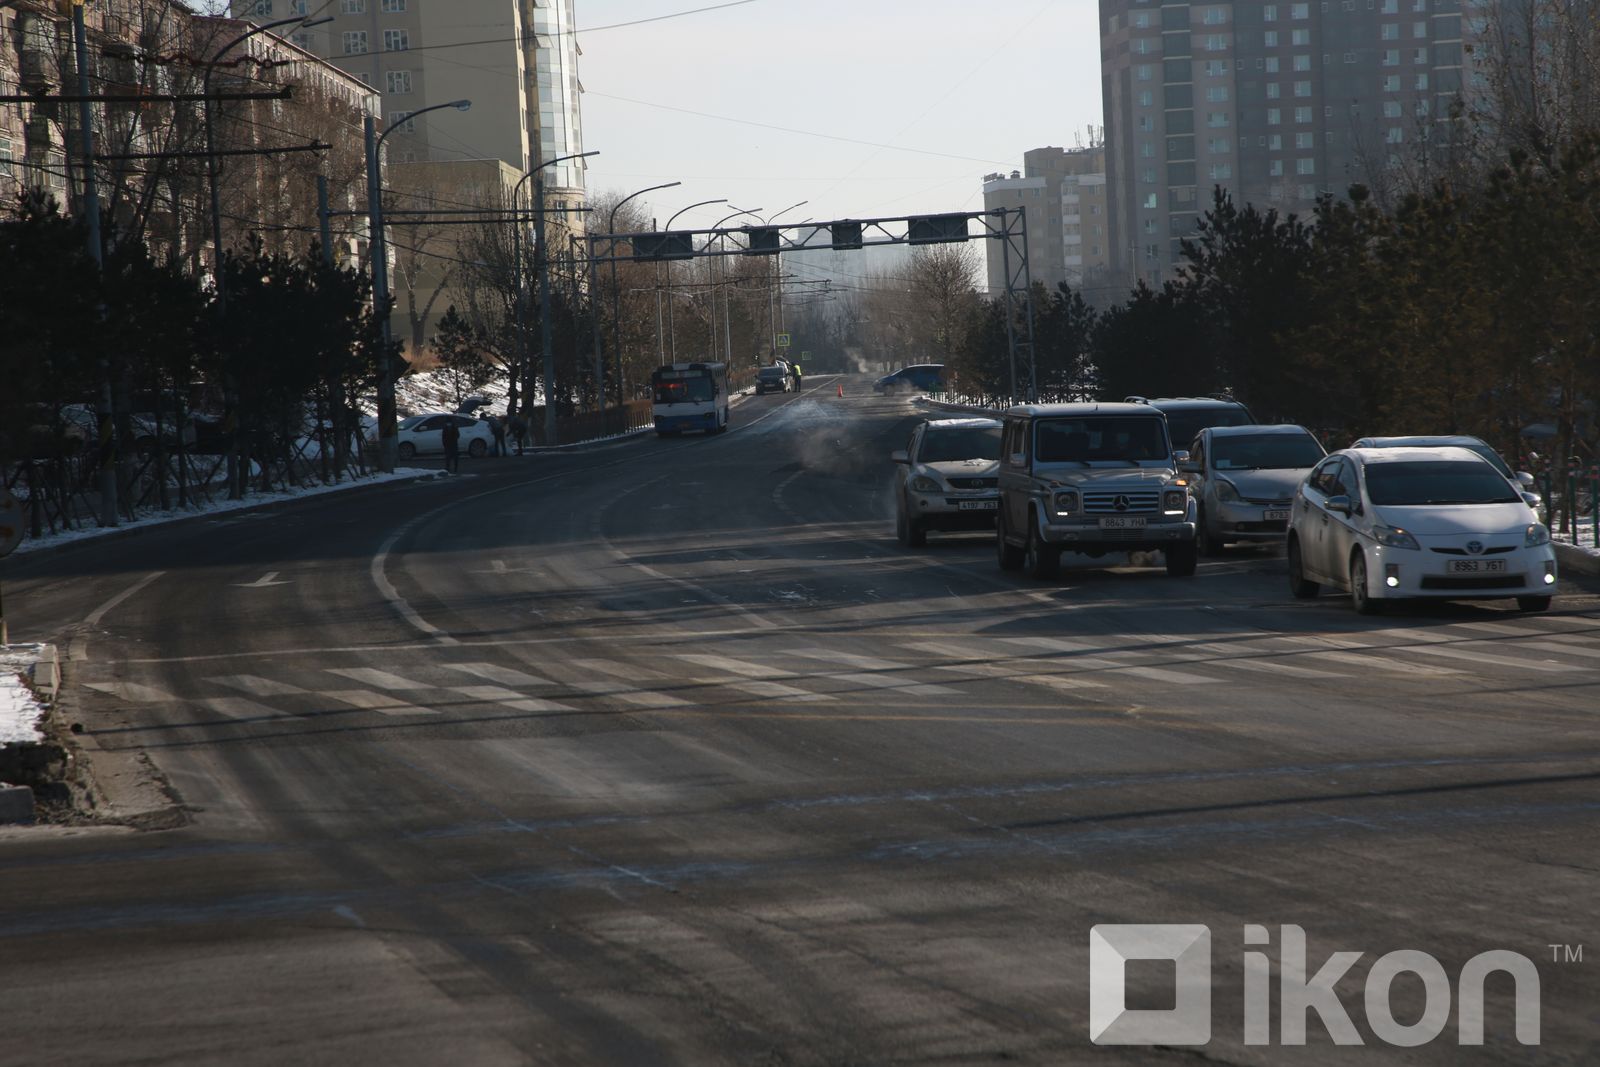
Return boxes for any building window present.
[1204,34,1229,51]
[1413,21,1427,37]
[1209,163,1232,179]
[1269,134,1282,149]
[1382,23,1399,40]
[1383,75,1400,91]
[1207,111,1230,127]
[1415,72,1429,90]
[385,69,411,94]
[1270,159,1284,176]
[1206,86,1230,102]
[388,110,416,133]
[1141,141,1155,158]
[1291,2,1309,17]
[1265,31,1278,46]
[1383,100,1402,118]
[1202,6,1228,25]
[1294,80,1311,96]
[1386,126,1404,143]
[253,0,273,14]
[1267,108,1282,125]
[341,0,365,13]
[1292,29,1310,45]
[291,31,311,49]
[1298,184,1316,199]
[1344,51,1358,63]
[1205,60,1228,76]
[1138,90,1154,106]
[1383,49,1400,66]
[1267,82,1281,99]
[382,0,407,10]
[1207,137,1231,153]
[1264,3,1278,19]
[342,31,368,55]
[1133,11,1153,28]
[1137,64,1154,81]
[1143,194,1158,209]
[1294,106,1312,123]
[1265,57,1279,73]
[1293,54,1311,71]
[1412,47,1428,64]
[1295,132,1314,148]
[383,29,409,51]
[290,0,307,13]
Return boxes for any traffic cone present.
[837,382,844,398]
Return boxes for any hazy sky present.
[575,0,1104,233]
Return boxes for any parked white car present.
[396,413,493,459]
[1287,446,1558,614]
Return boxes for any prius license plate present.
[1449,559,1506,574]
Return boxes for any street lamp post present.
[532,150,600,447]
[708,206,761,366]
[661,198,725,363]
[608,181,680,409]
[204,13,329,499]
[367,98,471,472]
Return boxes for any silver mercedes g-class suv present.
[995,402,1198,579]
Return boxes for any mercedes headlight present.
[1163,489,1188,513]
[909,474,942,493]
[1373,524,1420,550]
[1525,523,1551,547]
[1054,490,1079,516]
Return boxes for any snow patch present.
[0,647,49,747]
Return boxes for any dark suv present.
[874,364,946,394]
[755,366,790,394]
[1127,396,1255,449]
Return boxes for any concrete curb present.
[1555,540,1600,577]
[10,471,448,563]
[28,644,59,702]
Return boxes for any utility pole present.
[536,167,556,447]
[72,1,115,527]
[363,113,396,472]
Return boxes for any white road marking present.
[1394,644,1589,672]
[326,667,432,690]
[1501,640,1600,662]
[572,658,663,679]
[84,571,166,627]
[210,674,308,697]
[322,690,438,716]
[235,571,290,588]
[442,662,551,687]
[568,681,691,707]
[84,680,178,703]
[675,653,789,679]
[1294,649,1463,676]
[200,696,301,720]
[451,686,575,712]
[832,672,959,697]
[718,679,835,703]
[1449,621,1545,638]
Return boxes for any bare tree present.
[905,243,981,363]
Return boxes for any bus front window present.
[655,377,714,404]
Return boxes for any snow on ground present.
[12,467,441,557]
[1555,522,1600,555]
[0,647,48,747]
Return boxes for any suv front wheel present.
[1166,540,1198,577]
[1024,519,1059,580]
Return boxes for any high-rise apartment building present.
[981,145,1111,298]
[1101,0,1472,284]
[237,0,586,219]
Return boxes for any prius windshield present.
[1364,460,1522,506]
[1212,433,1325,470]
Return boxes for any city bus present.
[651,361,729,436]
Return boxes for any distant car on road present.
[1287,446,1557,614]
[396,413,493,459]
[1183,424,1326,554]
[755,366,790,395]
[891,417,1002,546]
[874,364,946,395]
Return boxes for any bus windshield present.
[654,376,715,404]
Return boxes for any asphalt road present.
[3,377,1598,1065]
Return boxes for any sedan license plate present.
[1449,559,1506,574]
[1099,516,1147,530]
[1263,509,1291,522]
[958,500,998,511]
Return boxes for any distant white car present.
[396,413,493,459]
[1287,446,1558,614]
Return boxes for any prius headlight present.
[1373,524,1420,550]
[1525,523,1551,547]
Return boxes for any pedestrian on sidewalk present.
[442,419,461,473]
[490,414,507,457]
[509,412,528,455]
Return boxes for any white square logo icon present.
[1090,924,1212,1045]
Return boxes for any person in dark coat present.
[441,419,461,473]
[490,414,507,457]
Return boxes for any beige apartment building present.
[982,144,1111,300]
[237,0,587,353]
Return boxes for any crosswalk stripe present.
[789,648,919,671]
[675,653,789,679]
[1393,645,1589,672]
[1209,657,1339,679]
[1000,636,1103,654]
[1449,621,1545,637]
[903,641,1108,690]
[568,680,691,707]
[572,658,663,679]
[1294,649,1463,676]
[1116,665,1224,685]
[322,690,438,716]
[200,696,301,720]
[209,675,308,697]
[441,662,552,687]
[84,681,178,703]
[450,686,574,712]
[718,679,834,703]
[326,667,431,690]
[1503,640,1600,662]
[832,672,958,697]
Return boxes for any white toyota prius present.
[1287,446,1558,614]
